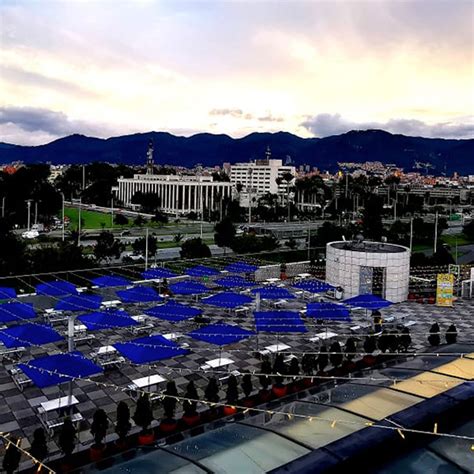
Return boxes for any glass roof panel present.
[96,448,204,474]
[169,422,310,473]
[428,420,474,472]
[245,401,368,449]
[393,355,458,371]
[388,371,462,398]
[310,383,424,420]
[431,356,474,380]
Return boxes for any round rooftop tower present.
[325,240,410,303]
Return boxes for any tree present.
[0,219,27,276]
[94,231,122,262]
[230,234,279,254]
[463,220,474,240]
[446,324,457,344]
[115,401,131,444]
[114,214,129,226]
[180,238,211,259]
[204,378,220,403]
[345,338,357,362]
[226,375,239,405]
[58,417,77,459]
[173,232,184,243]
[162,381,178,420]
[183,380,199,417]
[428,323,441,346]
[301,353,315,376]
[285,238,297,250]
[132,235,157,257]
[131,192,161,214]
[241,373,253,398]
[329,341,343,368]
[317,345,329,372]
[364,335,377,354]
[30,428,48,462]
[362,195,384,240]
[399,328,411,352]
[133,394,154,434]
[259,357,271,390]
[134,214,146,226]
[214,218,236,254]
[3,437,21,474]
[151,211,168,224]
[91,409,109,447]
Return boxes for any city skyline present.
[1,0,473,146]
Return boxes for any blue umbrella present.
[114,335,189,364]
[0,302,36,323]
[55,294,103,312]
[306,302,351,322]
[0,323,63,348]
[293,280,334,293]
[225,262,258,273]
[36,281,77,297]
[78,310,138,330]
[215,276,256,289]
[117,286,163,303]
[91,276,131,288]
[343,294,393,311]
[251,285,295,300]
[188,323,254,345]
[0,287,16,299]
[19,351,103,388]
[254,311,307,333]
[186,265,220,278]
[142,267,177,280]
[145,301,201,322]
[202,292,253,309]
[169,281,209,295]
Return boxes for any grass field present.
[64,207,124,229]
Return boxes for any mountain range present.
[1,129,473,174]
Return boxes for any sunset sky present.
[1,0,473,145]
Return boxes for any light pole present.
[409,217,413,252]
[248,168,253,224]
[26,199,32,230]
[61,193,65,241]
[145,227,149,270]
[1,196,5,218]
[199,177,203,239]
[111,195,114,228]
[433,211,439,254]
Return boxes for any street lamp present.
[248,168,253,224]
[60,192,65,241]
[25,199,32,230]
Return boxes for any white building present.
[230,150,296,205]
[116,174,232,215]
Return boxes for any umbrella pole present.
[67,314,76,403]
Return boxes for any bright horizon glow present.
[0,0,473,145]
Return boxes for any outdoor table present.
[9,367,32,391]
[101,300,122,308]
[200,357,234,370]
[310,331,338,341]
[128,374,166,400]
[92,345,125,369]
[259,343,291,356]
[38,395,82,436]
[264,278,280,285]
[404,320,417,327]
[130,315,155,335]
[296,273,312,279]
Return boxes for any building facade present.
[230,153,296,205]
[115,174,233,215]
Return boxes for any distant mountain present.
[1,129,473,173]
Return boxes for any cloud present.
[209,109,284,123]
[209,108,246,118]
[0,106,114,140]
[300,113,474,139]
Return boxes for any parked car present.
[21,230,39,239]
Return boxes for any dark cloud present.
[0,106,112,137]
[301,113,474,139]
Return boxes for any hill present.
[0,129,473,173]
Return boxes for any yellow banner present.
[436,273,454,307]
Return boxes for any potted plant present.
[329,341,343,373]
[133,394,154,445]
[204,378,220,420]
[160,381,179,434]
[446,324,457,344]
[223,375,239,416]
[90,409,109,461]
[272,354,288,397]
[58,417,77,470]
[363,335,377,365]
[259,357,272,402]
[398,328,411,352]
[378,331,390,354]
[3,437,21,474]
[181,381,200,427]
[30,428,48,462]
[115,401,131,450]
[388,331,399,355]
[301,353,315,387]
[241,373,254,407]
[428,323,440,346]
[317,345,329,374]
[288,357,301,392]
[343,338,357,372]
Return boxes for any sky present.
[0,0,473,145]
